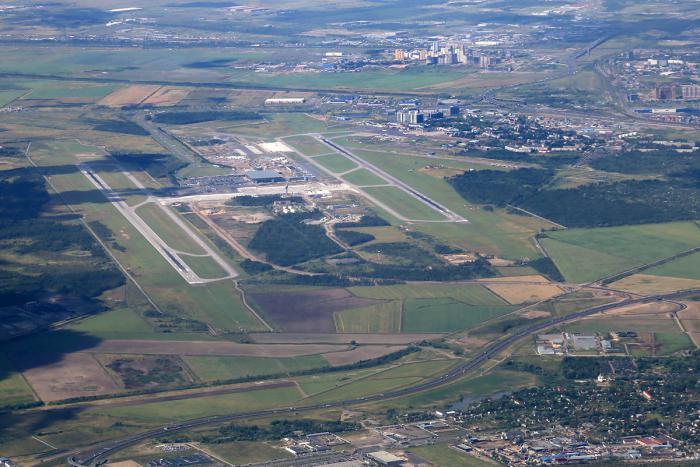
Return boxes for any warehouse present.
[244,169,286,184]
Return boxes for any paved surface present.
[319,137,468,223]
[68,287,700,466]
[79,164,237,284]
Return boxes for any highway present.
[69,287,699,466]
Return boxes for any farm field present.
[248,287,383,333]
[364,186,446,221]
[645,251,700,280]
[485,282,565,305]
[334,301,403,333]
[141,86,190,106]
[542,222,700,283]
[98,85,161,107]
[608,274,700,295]
[184,355,329,381]
[403,300,516,333]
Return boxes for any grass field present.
[610,274,700,294]
[403,299,516,333]
[334,301,402,333]
[409,444,494,466]
[95,385,303,422]
[378,368,538,411]
[0,354,36,408]
[364,186,446,221]
[184,355,329,381]
[305,360,456,403]
[331,141,551,258]
[24,84,117,100]
[203,441,292,465]
[180,254,228,279]
[350,283,505,303]
[341,168,388,186]
[135,203,206,255]
[542,222,700,283]
[0,90,26,106]
[30,141,264,332]
[311,153,358,173]
[284,135,332,157]
[645,251,700,280]
[230,67,467,92]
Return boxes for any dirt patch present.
[610,274,700,295]
[322,345,406,366]
[84,340,345,357]
[98,354,193,390]
[455,335,490,351]
[142,86,191,106]
[250,289,383,332]
[14,352,121,402]
[98,85,161,107]
[249,333,442,344]
[486,283,564,304]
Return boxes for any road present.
[318,137,468,223]
[69,287,699,466]
[79,164,238,284]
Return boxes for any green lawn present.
[645,251,700,280]
[0,354,36,408]
[180,254,228,279]
[543,222,700,283]
[284,135,332,157]
[403,299,516,333]
[184,355,329,381]
[136,203,206,255]
[341,168,388,186]
[311,153,358,173]
[95,386,303,422]
[334,301,402,333]
[364,186,446,221]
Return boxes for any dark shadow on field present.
[0,406,83,445]
[1,329,103,386]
